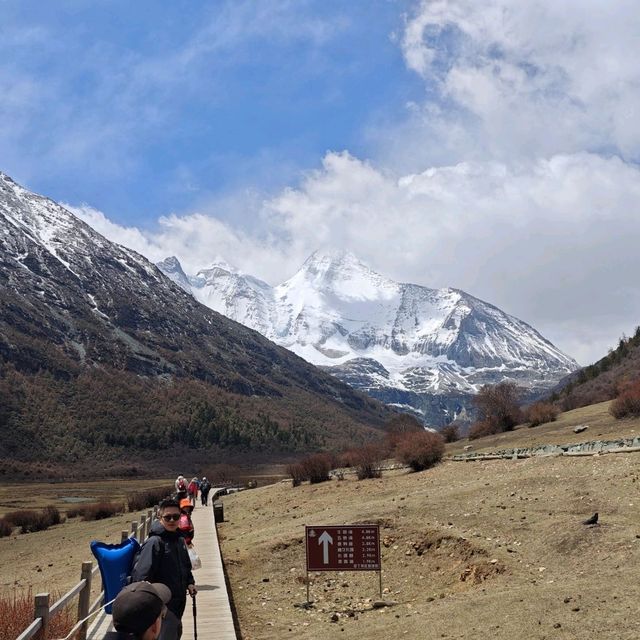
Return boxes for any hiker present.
[131,498,197,640]
[200,477,211,506]
[187,477,198,506]
[104,581,171,640]
[178,498,195,546]
[174,475,188,501]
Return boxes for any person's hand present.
[188,584,197,597]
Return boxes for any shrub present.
[468,420,495,440]
[42,506,63,526]
[66,505,82,519]
[79,502,124,521]
[384,413,424,453]
[440,424,460,443]
[0,518,13,538]
[286,462,307,487]
[3,507,62,533]
[610,380,640,419]
[0,587,75,640]
[395,431,445,471]
[300,453,332,484]
[526,402,559,427]
[127,486,173,512]
[66,502,124,521]
[473,383,522,434]
[352,444,384,480]
[337,449,358,468]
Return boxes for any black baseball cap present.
[112,582,171,634]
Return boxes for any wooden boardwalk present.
[88,496,236,639]
[182,499,237,639]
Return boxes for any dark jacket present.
[130,521,195,617]
[103,633,140,640]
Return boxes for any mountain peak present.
[303,248,366,272]
[156,256,192,291]
[295,249,395,298]
[201,257,239,274]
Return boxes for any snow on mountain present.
[158,249,579,424]
[157,256,192,292]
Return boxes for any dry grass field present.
[218,404,640,639]
[448,400,637,455]
[0,467,285,598]
[0,478,172,595]
[2,403,640,639]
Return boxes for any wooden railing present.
[15,507,158,640]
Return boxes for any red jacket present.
[188,481,198,495]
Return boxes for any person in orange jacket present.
[178,498,194,546]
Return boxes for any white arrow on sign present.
[318,531,333,564]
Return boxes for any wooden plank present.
[87,495,237,640]
[86,608,113,640]
[182,496,237,640]
[15,618,42,640]
[50,578,86,616]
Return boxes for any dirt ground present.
[448,400,638,455]
[219,451,640,639]
[3,404,640,638]
[0,469,285,598]
[0,478,172,596]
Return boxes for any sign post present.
[305,524,381,603]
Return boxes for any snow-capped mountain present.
[0,172,391,462]
[158,250,580,425]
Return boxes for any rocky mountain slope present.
[0,173,391,477]
[551,326,640,410]
[159,251,579,425]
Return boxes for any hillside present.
[551,327,640,410]
[0,172,393,478]
[218,401,640,639]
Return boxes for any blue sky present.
[3,0,640,365]
[2,0,417,226]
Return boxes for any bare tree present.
[473,382,522,433]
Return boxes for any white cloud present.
[53,1,640,368]
[394,0,640,165]
[71,149,640,365]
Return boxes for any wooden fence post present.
[131,522,138,539]
[139,515,146,540]
[121,530,129,543]
[34,593,50,640]
[76,561,93,640]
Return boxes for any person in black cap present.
[104,581,171,640]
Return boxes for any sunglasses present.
[161,514,181,522]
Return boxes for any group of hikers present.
[174,475,212,507]
[105,475,214,640]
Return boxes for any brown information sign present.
[305,525,380,572]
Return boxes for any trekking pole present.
[191,592,197,640]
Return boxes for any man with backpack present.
[131,499,196,640]
[200,477,211,506]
